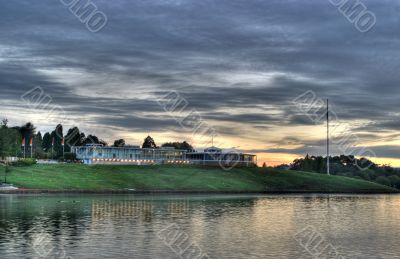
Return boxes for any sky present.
[1,0,400,166]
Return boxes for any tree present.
[99,139,108,146]
[161,141,193,150]
[4,164,11,184]
[33,132,44,158]
[18,122,36,153]
[262,162,267,168]
[2,118,8,127]
[113,139,126,147]
[51,124,63,158]
[83,135,100,145]
[64,127,85,152]
[142,136,157,149]
[82,134,107,146]
[0,123,20,158]
[388,175,400,188]
[42,132,52,152]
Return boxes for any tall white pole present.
[327,99,330,176]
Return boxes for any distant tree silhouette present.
[83,135,99,145]
[142,136,157,149]
[51,124,63,158]
[33,132,43,157]
[0,120,19,158]
[113,139,126,147]
[288,155,400,188]
[64,127,86,152]
[42,132,52,152]
[161,141,193,150]
[262,162,267,168]
[18,122,36,151]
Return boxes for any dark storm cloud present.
[94,114,180,131]
[1,0,400,154]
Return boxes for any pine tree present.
[33,132,43,157]
[51,124,63,158]
[42,132,52,152]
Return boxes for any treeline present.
[0,119,194,160]
[0,120,108,159]
[286,155,400,189]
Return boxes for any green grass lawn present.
[2,164,397,193]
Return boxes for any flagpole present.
[327,99,330,176]
[62,137,65,161]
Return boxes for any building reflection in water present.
[90,198,191,223]
[92,200,154,222]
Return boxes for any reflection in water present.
[0,194,400,258]
[92,200,155,222]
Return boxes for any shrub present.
[13,158,37,167]
[64,152,77,161]
[388,175,400,188]
[375,176,391,187]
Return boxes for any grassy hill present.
[2,164,397,193]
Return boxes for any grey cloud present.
[1,0,400,158]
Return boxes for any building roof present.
[204,146,222,153]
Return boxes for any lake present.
[0,194,399,258]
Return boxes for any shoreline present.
[0,189,397,195]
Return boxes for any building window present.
[113,154,116,158]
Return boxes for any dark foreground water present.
[0,194,399,259]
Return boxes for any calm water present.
[0,194,400,259]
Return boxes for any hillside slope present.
[3,164,397,193]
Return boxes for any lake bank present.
[1,164,397,194]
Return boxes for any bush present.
[64,152,77,161]
[12,158,37,167]
[388,175,400,188]
[375,176,391,187]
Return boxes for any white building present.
[72,144,257,167]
